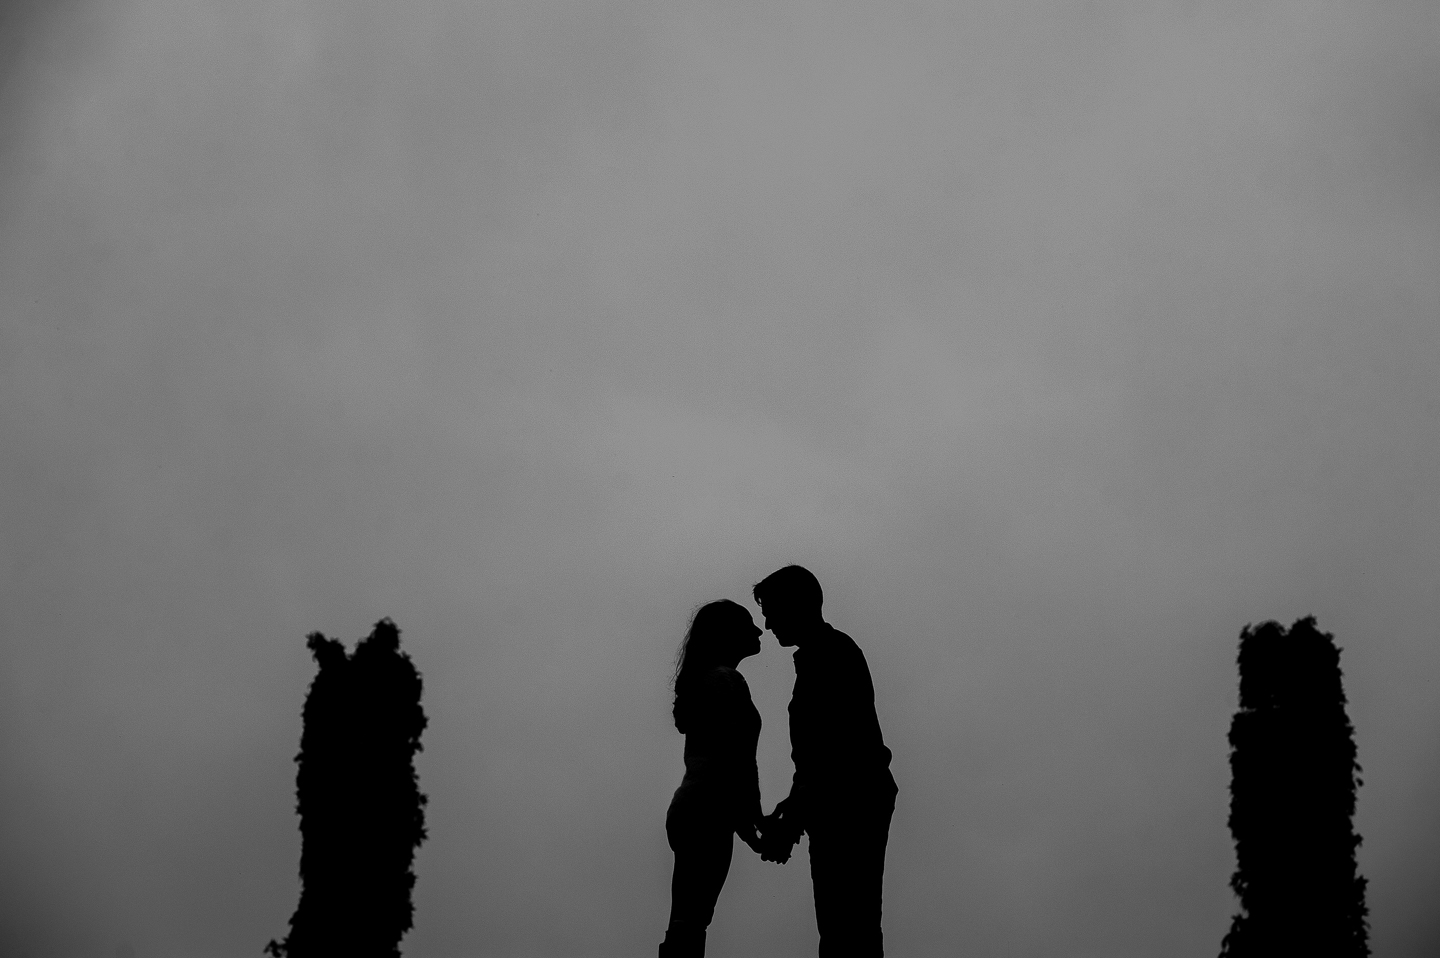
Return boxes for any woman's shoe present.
[658,927,706,957]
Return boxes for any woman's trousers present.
[660,795,734,957]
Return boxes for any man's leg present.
[809,792,895,958]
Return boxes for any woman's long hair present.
[671,599,749,732]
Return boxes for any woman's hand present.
[737,820,765,856]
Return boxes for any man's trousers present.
[805,787,896,958]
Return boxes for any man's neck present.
[791,619,830,649]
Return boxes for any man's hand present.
[768,797,802,838]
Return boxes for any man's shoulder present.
[823,625,864,657]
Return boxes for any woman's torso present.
[670,666,760,822]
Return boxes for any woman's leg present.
[661,807,734,957]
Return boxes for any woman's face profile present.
[733,613,763,662]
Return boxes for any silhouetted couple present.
[660,565,898,957]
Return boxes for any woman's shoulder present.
[702,665,751,695]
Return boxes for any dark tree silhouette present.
[1220,616,1369,957]
[266,619,429,958]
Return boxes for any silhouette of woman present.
[659,599,766,958]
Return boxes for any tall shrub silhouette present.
[1220,616,1368,957]
[266,619,429,958]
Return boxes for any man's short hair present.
[752,565,823,612]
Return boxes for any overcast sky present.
[1,0,1438,955]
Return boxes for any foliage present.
[1220,617,1368,957]
[266,619,429,958]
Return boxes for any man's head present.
[752,565,824,647]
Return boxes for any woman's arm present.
[710,668,765,842]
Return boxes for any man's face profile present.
[759,600,801,647]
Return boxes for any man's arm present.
[779,637,885,827]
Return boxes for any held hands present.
[757,825,796,864]
[755,800,801,864]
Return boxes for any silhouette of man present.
[754,565,897,958]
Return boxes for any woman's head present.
[675,599,761,676]
[671,599,761,729]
